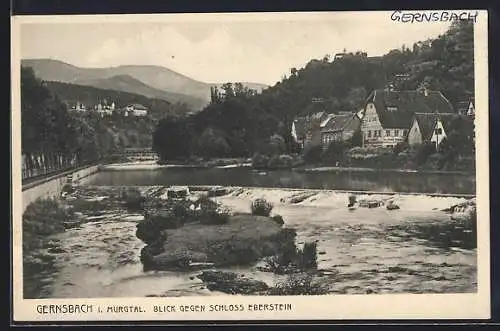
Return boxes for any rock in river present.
[197,271,269,295]
[138,213,297,271]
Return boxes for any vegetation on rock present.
[197,271,269,295]
[267,273,329,295]
[250,198,274,217]
[135,192,298,271]
[262,240,319,275]
[121,187,146,211]
[22,198,74,298]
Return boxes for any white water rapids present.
[25,186,477,298]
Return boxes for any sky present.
[18,12,453,86]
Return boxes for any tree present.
[348,129,363,147]
[197,127,230,158]
[152,116,194,161]
[303,145,323,164]
[221,83,234,99]
[149,22,474,160]
[345,87,367,109]
[268,133,286,155]
[322,141,347,164]
[414,141,436,165]
[21,66,79,161]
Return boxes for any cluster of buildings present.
[69,100,149,117]
[291,86,475,152]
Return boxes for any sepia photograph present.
[11,10,490,321]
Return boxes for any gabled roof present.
[455,96,475,114]
[320,114,336,128]
[293,112,329,139]
[412,112,459,140]
[320,113,357,132]
[310,111,326,120]
[365,89,454,129]
[293,117,309,139]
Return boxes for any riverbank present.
[101,160,475,176]
[101,161,252,171]
[295,166,475,176]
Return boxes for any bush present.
[252,152,270,169]
[121,187,145,210]
[194,195,231,225]
[23,198,71,237]
[23,198,73,253]
[263,239,318,274]
[268,273,329,295]
[199,206,231,225]
[297,241,318,270]
[414,141,436,165]
[62,184,75,194]
[251,198,273,216]
[393,141,408,155]
[272,215,285,226]
[267,154,293,169]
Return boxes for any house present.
[455,96,475,116]
[70,101,87,112]
[407,112,457,149]
[359,88,454,148]
[291,112,330,149]
[97,107,113,116]
[320,112,361,150]
[125,104,148,116]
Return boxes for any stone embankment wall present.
[21,165,100,213]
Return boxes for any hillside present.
[21,66,173,165]
[77,74,208,110]
[21,59,269,111]
[43,81,192,118]
[153,20,475,159]
[212,82,268,94]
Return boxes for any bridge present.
[111,148,159,161]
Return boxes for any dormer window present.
[387,106,398,112]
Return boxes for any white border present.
[11,10,490,322]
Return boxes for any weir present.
[20,165,476,214]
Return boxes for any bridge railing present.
[21,153,109,185]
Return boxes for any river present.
[86,167,476,195]
[23,167,477,298]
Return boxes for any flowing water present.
[87,167,476,195]
[24,168,477,298]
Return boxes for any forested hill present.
[153,20,474,159]
[44,81,192,118]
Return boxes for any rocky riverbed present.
[22,185,478,298]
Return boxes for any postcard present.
[11,10,490,322]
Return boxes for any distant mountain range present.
[21,59,269,111]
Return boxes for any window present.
[386,130,391,137]
[378,130,382,137]
[395,130,399,136]
[435,128,443,135]
[367,130,371,138]
[404,130,408,136]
